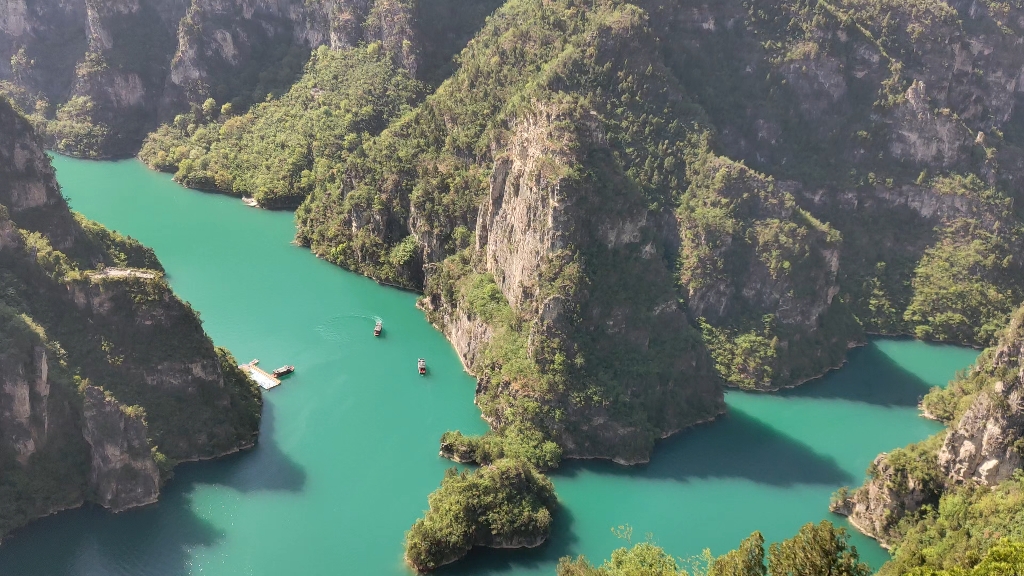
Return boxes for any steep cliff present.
[830,436,944,547]
[679,151,860,390]
[299,0,727,464]
[838,305,1024,569]
[0,0,419,157]
[937,309,1024,486]
[0,96,261,537]
[79,385,160,512]
[164,0,417,111]
[646,0,1024,348]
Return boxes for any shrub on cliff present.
[404,459,556,571]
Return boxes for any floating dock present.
[240,361,281,390]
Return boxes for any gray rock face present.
[80,385,160,512]
[889,81,970,168]
[0,101,80,248]
[830,453,939,547]
[476,105,579,311]
[940,367,1024,486]
[0,344,50,464]
[167,0,417,105]
[0,0,415,156]
[0,97,261,537]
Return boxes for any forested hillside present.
[0,96,261,537]
[6,0,1024,571]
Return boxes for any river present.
[0,157,980,575]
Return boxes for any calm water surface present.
[0,157,980,575]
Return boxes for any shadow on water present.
[559,407,853,487]
[0,401,305,576]
[173,401,306,493]
[780,342,936,408]
[436,507,580,575]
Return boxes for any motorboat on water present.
[272,365,295,377]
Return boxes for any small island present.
[404,459,556,572]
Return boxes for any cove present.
[0,157,980,576]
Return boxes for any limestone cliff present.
[164,0,417,111]
[80,385,159,512]
[678,152,859,390]
[830,443,943,547]
[299,1,727,463]
[839,306,1024,548]
[640,0,1024,348]
[938,313,1024,486]
[423,104,725,462]
[0,96,261,537]
[0,0,417,157]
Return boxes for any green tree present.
[557,541,684,576]
[973,540,1024,576]
[767,521,869,576]
[201,98,218,119]
[10,47,32,82]
[711,531,766,576]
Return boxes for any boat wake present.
[314,314,382,342]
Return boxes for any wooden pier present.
[240,360,281,390]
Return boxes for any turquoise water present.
[0,157,980,575]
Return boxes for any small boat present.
[374,320,383,337]
[242,196,259,208]
[272,365,295,377]
[417,358,426,375]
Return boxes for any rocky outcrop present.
[475,107,582,310]
[889,80,970,168]
[80,385,160,512]
[939,378,1024,486]
[434,307,494,373]
[831,452,941,547]
[0,96,261,537]
[165,0,418,109]
[0,0,417,156]
[0,95,81,248]
[842,306,1024,551]
[677,154,858,390]
[0,343,50,464]
[939,323,1024,486]
[420,100,725,462]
